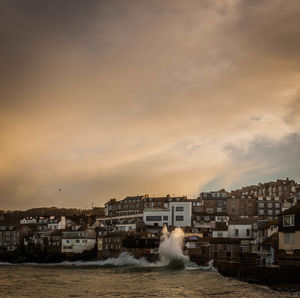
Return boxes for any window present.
[146,216,162,221]
[275,210,280,215]
[217,232,223,237]
[259,203,264,208]
[176,206,184,211]
[206,208,213,214]
[75,240,80,243]
[267,210,273,216]
[217,208,222,213]
[284,233,294,244]
[268,203,273,208]
[275,203,280,208]
[246,229,250,236]
[283,215,295,227]
[235,229,239,236]
[176,216,184,221]
[163,216,168,220]
[259,210,265,215]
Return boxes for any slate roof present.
[280,203,300,215]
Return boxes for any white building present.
[48,216,66,230]
[143,202,191,227]
[62,227,96,254]
[115,223,136,232]
[212,230,229,238]
[228,223,253,239]
[20,217,37,224]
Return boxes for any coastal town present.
[1,178,300,285]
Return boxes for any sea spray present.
[96,252,149,267]
[32,252,150,267]
[2,225,215,270]
[158,225,189,267]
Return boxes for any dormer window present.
[283,215,295,227]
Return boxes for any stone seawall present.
[214,260,300,290]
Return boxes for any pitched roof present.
[210,238,241,244]
[262,232,278,248]
[280,203,300,215]
[229,218,256,225]
[266,218,278,227]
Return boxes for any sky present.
[0,0,300,210]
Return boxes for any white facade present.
[62,238,96,254]
[143,202,191,227]
[228,224,252,238]
[20,218,37,224]
[48,216,66,230]
[115,223,136,232]
[215,216,230,223]
[62,229,96,254]
[212,230,229,238]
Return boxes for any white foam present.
[0,226,216,271]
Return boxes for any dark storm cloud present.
[0,0,100,96]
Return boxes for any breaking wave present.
[55,226,215,271]
[0,253,216,271]
[0,227,216,271]
[57,252,149,267]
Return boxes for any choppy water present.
[0,262,296,297]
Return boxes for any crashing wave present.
[0,226,216,271]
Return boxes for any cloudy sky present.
[0,0,300,209]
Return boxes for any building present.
[278,203,300,267]
[257,232,278,265]
[228,218,255,239]
[257,196,282,219]
[20,217,38,225]
[192,212,229,230]
[97,231,126,259]
[190,198,204,214]
[0,225,20,251]
[227,194,257,218]
[233,178,297,199]
[257,178,297,198]
[209,238,244,261]
[62,226,96,254]
[47,216,66,230]
[46,230,63,253]
[185,237,210,265]
[104,194,187,218]
[143,202,192,227]
[212,222,229,238]
[230,178,297,219]
[122,230,160,259]
[198,189,228,214]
